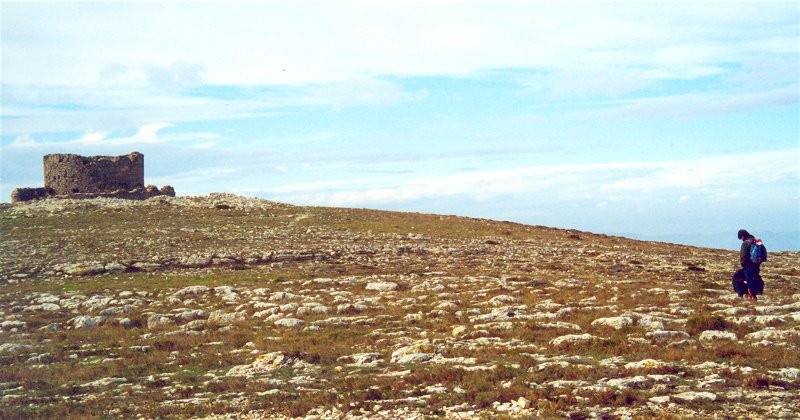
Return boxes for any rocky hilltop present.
[1,194,798,419]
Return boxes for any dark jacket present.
[740,235,755,267]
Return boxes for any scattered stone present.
[132,262,161,272]
[624,359,668,370]
[174,286,209,297]
[606,376,653,389]
[649,396,671,404]
[312,316,371,328]
[645,330,690,342]
[25,353,53,364]
[57,262,106,276]
[39,322,63,331]
[591,316,633,330]
[226,352,313,377]
[104,262,127,273]
[208,310,246,325]
[451,325,469,337]
[637,316,665,331]
[745,328,800,342]
[471,306,526,322]
[391,340,440,364]
[771,368,800,381]
[698,373,726,388]
[365,282,398,292]
[80,295,114,311]
[337,303,367,314]
[33,293,60,304]
[297,304,329,317]
[23,303,61,312]
[404,312,423,322]
[178,255,213,268]
[279,303,300,313]
[269,292,296,301]
[345,353,384,367]
[147,314,175,329]
[70,315,104,330]
[672,391,717,403]
[274,318,304,328]
[184,320,207,331]
[81,377,128,388]
[99,305,131,317]
[550,333,597,347]
[0,343,33,353]
[487,295,517,306]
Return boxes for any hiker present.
[733,229,765,300]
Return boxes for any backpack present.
[749,239,767,264]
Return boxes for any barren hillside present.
[1,194,798,419]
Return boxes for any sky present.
[1,1,799,250]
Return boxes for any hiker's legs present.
[750,264,764,295]
[743,264,763,298]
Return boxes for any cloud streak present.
[267,149,799,208]
[588,87,799,120]
[8,123,216,150]
[1,76,426,136]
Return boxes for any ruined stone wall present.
[10,151,175,203]
[10,187,53,203]
[43,152,145,195]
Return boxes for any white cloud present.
[131,123,175,142]
[73,123,171,146]
[585,87,799,120]
[0,98,277,136]
[10,134,38,148]
[77,130,109,145]
[2,2,795,87]
[267,149,799,208]
[0,76,424,136]
[5,122,216,152]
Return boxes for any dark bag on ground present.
[732,269,748,296]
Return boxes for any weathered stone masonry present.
[44,152,145,195]
[10,152,175,203]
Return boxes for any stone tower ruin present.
[44,152,145,195]
[11,152,174,203]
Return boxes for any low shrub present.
[686,314,730,336]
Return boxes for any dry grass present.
[1,197,799,418]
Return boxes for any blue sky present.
[2,1,798,249]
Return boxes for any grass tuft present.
[686,314,730,336]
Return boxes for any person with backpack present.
[732,229,766,300]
